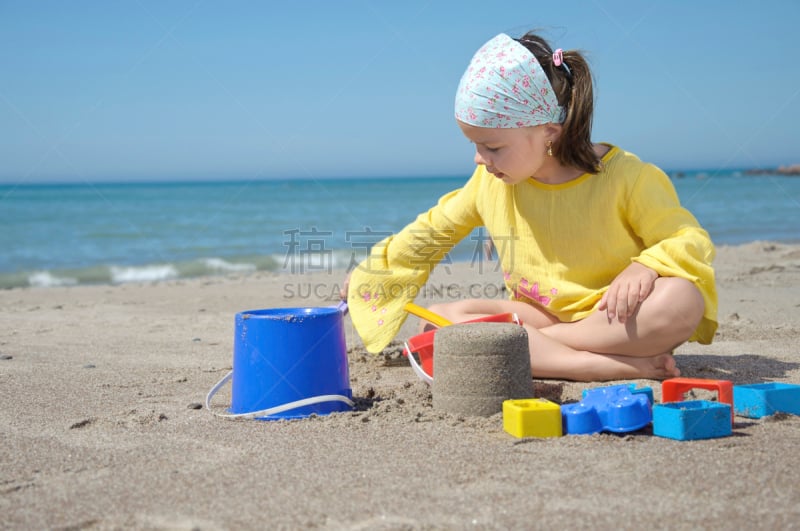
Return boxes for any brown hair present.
[516,32,601,174]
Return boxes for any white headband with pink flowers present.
[454,33,565,128]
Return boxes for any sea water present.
[1,171,798,288]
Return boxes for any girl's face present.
[457,121,559,185]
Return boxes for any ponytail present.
[517,32,601,174]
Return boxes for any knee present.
[417,301,464,333]
[647,277,705,338]
[427,301,469,323]
[427,302,452,321]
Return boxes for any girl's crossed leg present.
[423,277,704,382]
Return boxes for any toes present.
[653,353,680,379]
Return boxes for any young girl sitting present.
[344,31,717,382]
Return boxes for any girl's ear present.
[542,123,563,143]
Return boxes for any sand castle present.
[432,322,534,417]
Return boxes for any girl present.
[344,31,717,382]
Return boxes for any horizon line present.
[0,166,787,187]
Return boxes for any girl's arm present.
[347,175,483,353]
[625,164,718,343]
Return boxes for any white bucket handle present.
[403,341,433,386]
[205,370,355,419]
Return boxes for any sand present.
[1,241,799,529]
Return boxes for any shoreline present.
[4,239,800,292]
[1,240,799,528]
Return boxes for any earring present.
[546,141,553,157]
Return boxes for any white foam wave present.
[110,264,178,284]
[204,258,256,273]
[28,271,78,287]
[278,249,357,273]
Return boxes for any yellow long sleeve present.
[347,183,482,353]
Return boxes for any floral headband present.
[454,33,566,128]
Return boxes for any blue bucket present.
[206,305,353,420]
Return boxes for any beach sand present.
[2,242,799,529]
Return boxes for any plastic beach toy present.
[661,377,734,424]
[205,301,354,420]
[402,312,522,384]
[403,302,453,328]
[561,384,653,435]
[733,382,800,418]
[653,400,732,441]
[503,398,563,438]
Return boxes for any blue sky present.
[1,0,798,183]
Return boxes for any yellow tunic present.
[348,145,718,353]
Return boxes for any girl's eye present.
[485,146,500,153]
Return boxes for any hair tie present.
[552,49,563,67]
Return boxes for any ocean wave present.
[110,264,179,283]
[204,258,257,273]
[0,247,480,289]
[28,271,79,288]
[0,255,284,289]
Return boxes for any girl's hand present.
[598,262,658,324]
[339,271,351,301]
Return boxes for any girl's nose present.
[474,150,488,166]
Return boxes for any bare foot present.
[583,351,680,382]
[519,323,682,382]
[533,349,681,382]
[645,352,681,379]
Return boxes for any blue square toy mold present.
[653,400,732,441]
[734,382,800,419]
[562,384,652,435]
